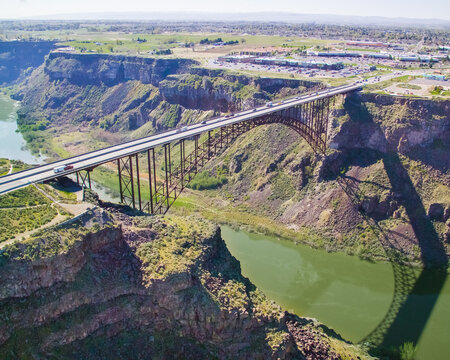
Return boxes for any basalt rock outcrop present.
[0,207,367,359]
[0,40,56,84]
[45,52,197,86]
[329,93,450,169]
[14,52,320,137]
[196,93,449,265]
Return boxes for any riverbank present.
[220,225,450,360]
[171,190,449,271]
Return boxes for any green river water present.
[0,95,41,163]
[221,226,450,359]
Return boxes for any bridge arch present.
[116,97,333,214]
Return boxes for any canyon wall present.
[0,40,56,84]
[0,208,366,359]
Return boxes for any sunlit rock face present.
[45,52,197,86]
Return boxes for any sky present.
[2,0,450,20]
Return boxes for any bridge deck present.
[0,83,361,195]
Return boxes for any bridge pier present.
[76,169,92,190]
[117,156,137,208]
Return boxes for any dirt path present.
[33,184,91,216]
[7,164,13,175]
[0,212,68,248]
[0,185,92,249]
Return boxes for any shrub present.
[399,342,417,360]
[188,171,228,191]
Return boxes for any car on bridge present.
[53,164,74,174]
[266,102,273,107]
[176,126,189,133]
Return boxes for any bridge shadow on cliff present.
[335,96,448,356]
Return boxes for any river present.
[1,93,449,359]
[0,94,120,202]
[0,94,42,163]
[221,226,450,360]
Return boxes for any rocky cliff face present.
[0,40,56,84]
[159,73,317,112]
[13,53,319,144]
[195,93,450,266]
[45,52,197,86]
[329,93,450,160]
[0,208,366,359]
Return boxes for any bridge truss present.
[104,96,333,214]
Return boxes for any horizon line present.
[2,11,449,23]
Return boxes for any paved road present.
[0,83,361,195]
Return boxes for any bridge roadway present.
[0,83,361,195]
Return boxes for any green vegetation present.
[0,205,58,243]
[56,33,339,56]
[135,215,215,282]
[0,158,31,176]
[364,75,416,91]
[199,37,239,45]
[0,209,108,263]
[398,342,417,360]
[430,85,450,96]
[269,172,296,200]
[188,170,228,190]
[0,158,9,176]
[0,183,77,245]
[397,83,421,90]
[0,186,50,208]
[37,183,78,203]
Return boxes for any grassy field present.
[0,159,31,177]
[363,75,417,91]
[0,180,77,244]
[15,29,343,58]
[0,186,60,243]
[0,205,58,243]
[397,83,422,90]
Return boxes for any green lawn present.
[48,32,342,56]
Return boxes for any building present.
[424,74,447,81]
[217,55,257,63]
[316,52,361,58]
[254,57,343,70]
[399,55,439,63]
[52,46,76,53]
[346,41,390,47]
[399,56,420,62]
[237,47,288,57]
[364,53,392,59]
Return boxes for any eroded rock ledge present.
[0,208,368,359]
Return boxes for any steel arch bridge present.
[0,83,362,211]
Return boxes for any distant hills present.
[17,12,450,28]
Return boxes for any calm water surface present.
[0,95,42,164]
[221,226,450,360]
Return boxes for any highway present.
[0,83,361,195]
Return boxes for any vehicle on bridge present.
[176,126,189,133]
[266,102,273,107]
[53,164,73,174]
